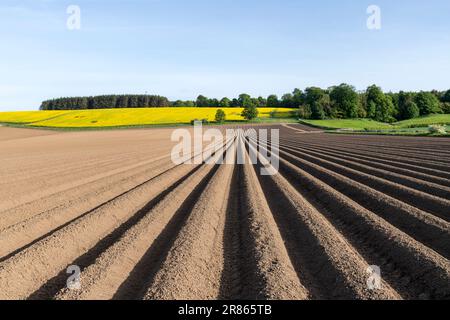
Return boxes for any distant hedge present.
[40,95,170,110]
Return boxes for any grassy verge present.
[329,129,450,137]
[301,115,450,137]
[300,119,393,130]
[394,114,450,128]
[246,118,300,124]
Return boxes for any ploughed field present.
[0,124,448,300]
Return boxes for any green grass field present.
[302,115,450,130]
[394,114,450,128]
[301,114,450,136]
[300,119,393,130]
[0,108,297,128]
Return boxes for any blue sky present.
[1,0,450,111]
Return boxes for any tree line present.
[40,95,171,110]
[294,85,450,122]
[40,85,450,122]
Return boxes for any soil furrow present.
[281,137,450,174]
[279,139,450,188]
[280,140,450,199]
[279,144,450,222]
[219,136,308,300]
[276,155,450,299]
[276,146,450,257]
[142,145,236,299]
[0,160,205,299]
[291,140,450,170]
[0,160,176,257]
[250,142,400,300]
[0,125,448,300]
[51,161,222,299]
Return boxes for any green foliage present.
[387,92,399,115]
[366,85,383,118]
[415,92,442,115]
[442,102,450,114]
[442,90,450,103]
[40,95,170,110]
[173,100,195,107]
[298,105,311,119]
[365,85,396,123]
[195,95,223,108]
[357,93,368,118]
[241,104,259,120]
[292,88,304,107]
[128,96,138,108]
[219,97,230,108]
[209,98,220,107]
[304,87,329,120]
[238,94,251,107]
[240,97,253,108]
[402,101,420,119]
[377,96,396,123]
[172,100,184,107]
[230,99,240,108]
[251,98,260,108]
[330,84,359,118]
[196,95,209,108]
[215,109,226,123]
[310,103,325,120]
[257,96,267,107]
[267,95,280,108]
[397,92,417,120]
[367,101,376,119]
[281,94,294,108]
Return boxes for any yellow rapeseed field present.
[0,111,71,124]
[0,108,297,128]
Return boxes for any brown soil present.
[0,124,448,300]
